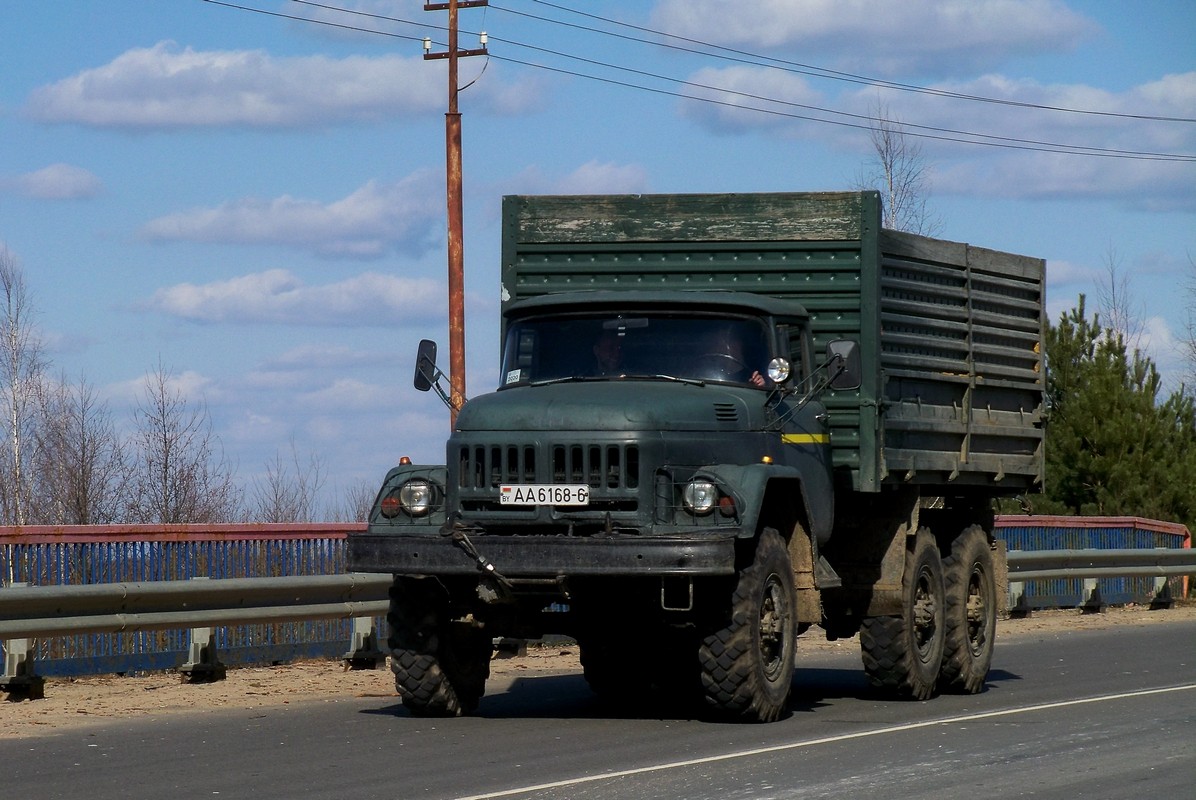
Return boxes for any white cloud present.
[935,153,1195,211]
[4,163,103,200]
[672,64,1196,207]
[24,40,540,130]
[870,72,1196,159]
[265,343,379,370]
[508,160,651,196]
[652,0,1098,76]
[108,368,220,408]
[1044,258,1095,288]
[26,42,437,129]
[553,161,652,194]
[144,268,447,326]
[676,66,824,134]
[243,345,382,391]
[139,172,442,258]
[299,378,392,412]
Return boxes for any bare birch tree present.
[1093,243,1145,350]
[0,246,45,525]
[1183,252,1196,391]
[331,479,379,523]
[853,100,941,236]
[248,439,326,522]
[33,375,130,524]
[127,361,241,523]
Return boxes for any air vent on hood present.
[713,403,740,423]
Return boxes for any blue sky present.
[1,1,1194,512]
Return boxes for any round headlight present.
[767,357,791,384]
[399,479,436,516]
[682,479,718,515]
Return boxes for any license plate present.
[500,484,590,506]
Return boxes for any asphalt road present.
[6,620,1195,800]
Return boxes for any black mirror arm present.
[416,357,464,412]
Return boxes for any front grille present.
[552,444,639,489]
[457,443,639,490]
[459,444,538,489]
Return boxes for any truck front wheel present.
[940,525,996,693]
[387,577,492,716]
[699,528,796,722]
[860,528,945,700]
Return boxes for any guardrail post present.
[0,583,44,700]
[1,636,45,700]
[1007,580,1033,618]
[1149,576,1174,610]
[342,616,386,670]
[1080,578,1106,614]
[180,625,227,682]
[178,578,227,682]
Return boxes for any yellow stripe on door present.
[781,433,830,445]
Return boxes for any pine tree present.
[1038,296,1196,530]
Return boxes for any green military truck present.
[349,191,1045,722]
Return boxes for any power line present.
[485,52,1193,162]
[513,0,1196,124]
[481,34,1193,162]
[202,0,426,43]
[204,1,1196,161]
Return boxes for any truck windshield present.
[500,313,772,388]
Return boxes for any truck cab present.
[350,290,858,722]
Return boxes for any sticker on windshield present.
[505,369,523,385]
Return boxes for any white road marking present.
[453,683,1196,800]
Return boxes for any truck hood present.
[455,381,767,433]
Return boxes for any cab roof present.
[503,290,809,322]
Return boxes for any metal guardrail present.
[1007,547,1196,581]
[1006,547,1196,616]
[0,574,391,638]
[3,546,1193,698]
[1,573,392,698]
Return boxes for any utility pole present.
[424,0,487,427]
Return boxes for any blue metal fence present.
[1,524,376,677]
[995,515,1191,608]
[4,518,1192,678]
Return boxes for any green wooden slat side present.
[500,192,1044,495]
[506,192,869,245]
[878,229,1045,490]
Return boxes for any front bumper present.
[348,532,738,577]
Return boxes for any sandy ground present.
[3,602,1194,739]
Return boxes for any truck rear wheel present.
[860,528,945,700]
[699,528,796,722]
[940,525,996,693]
[387,578,491,717]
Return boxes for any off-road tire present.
[860,528,946,700]
[940,525,996,693]
[387,578,491,717]
[699,528,796,722]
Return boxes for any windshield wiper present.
[527,373,707,388]
[527,375,605,387]
[638,373,707,387]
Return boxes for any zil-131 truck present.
[349,191,1045,722]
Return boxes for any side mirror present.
[414,339,438,392]
[826,340,861,391]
